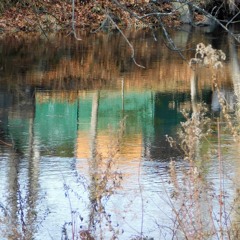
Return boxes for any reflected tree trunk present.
[190,68,200,161]
[89,91,99,160]
[5,95,40,239]
[229,36,240,118]
[25,116,40,239]
[121,77,125,112]
[190,69,198,115]
[6,151,20,238]
[88,91,100,234]
[228,35,240,230]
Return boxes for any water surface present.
[0,27,240,239]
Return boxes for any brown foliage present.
[0,0,180,33]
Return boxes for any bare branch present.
[106,11,145,68]
[160,19,187,59]
[91,16,109,33]
[111,0,159,41]
[226,10,240,28]
[0,139,12,147]
[139,0,190,19]
[189,2,240,43]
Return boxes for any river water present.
[0,26,240,239]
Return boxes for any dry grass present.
[166,43,240,239]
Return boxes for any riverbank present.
[0,1,182,35]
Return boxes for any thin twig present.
[0,139,12,147]
[111,0,158,41]
[226,10,240,28]
[106,12,145,68]
[190,3,240,43]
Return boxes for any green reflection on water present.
[6,89,193,160]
